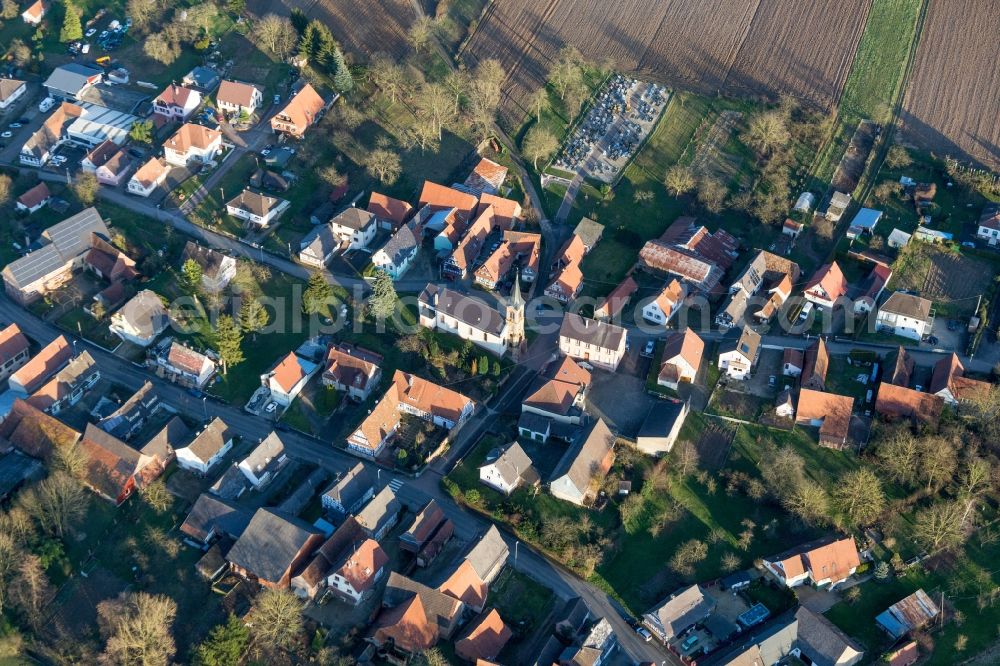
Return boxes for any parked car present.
[8,123,21,129]
[962,241,976,248]
[51,155,67,165]
[273,94,281,104]
[643,340,655,356]
[798,301,814,321]
[85,27,97,37]
[0,131,11,138]
[39,97,55,113]
[681,634,700,651]
[635,626,653,642]
[925,335,939,345]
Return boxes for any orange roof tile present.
[154,83,198,109]
[805,262,848,302]
[367,192,413,228]
[270,353,307,393]
[335,538,388,594]
[439,559,488,609]
[654,279,685,316]
[804,536,861,584]
[796,388,854,444]
[801,338,830,389]
[0,323,29,364]
[875,384,944,423]
[131,157,169,188]
[10,336,71,394]
[392,370,473,425]
[371,594,438,654]
[419,181,478,220]
[477,192,520,228]
[547,263,584,299]
[17,182,50,210]
[596,276,638,318]
[455,609,512,663]
[349,384,402,453]
[216,80,259,108]
[272,83,325,134]
[165,123,221,154]
[555,234,586,268]
[659,329,704,379]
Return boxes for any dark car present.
[925,335,939,345]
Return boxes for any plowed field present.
[463,0,874,126]
[901,0,1000,170]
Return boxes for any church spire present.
[510,269,524,308]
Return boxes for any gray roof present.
[228,189,286,217]
[479,442,538,488]
[322,461,375,510]
[559,313,626,351]
[142,416,191,460]
[184,417,233,462]
[465,525,509,581]
[330,207,376,231]
[4,208,109,289]
[880,291,932,322]
[574,217,605,248]
[44,63,101,94]
[719,325,761,362]
[376,224,419,265]
[208,464,248,500]
[99,381,160,440]
[181,241,231,279]
[383,571,464,631]
[355,486,400,534]
[638,400,687,439]
[299,224,338,259]
[552,418,615,494]
[0,450,43,499]
[114,290,169,338]
[241,431,285,475]
[517,411,551,435]
[644,585,716,641]
[794,606,863,666]
[419,284,505,336]
[226,508,320,583]
[180,493,251,542]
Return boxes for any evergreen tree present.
[225,0,245,16]
[478,355,489,375]
[60,0,83,43]
[314,23,338,69]
[289,8,309,34]
[332,48,353,92]
[239,296,270,336]
[491,359,501,377]
[214,315,244,375]
[302,272,333,315]
[181,258,203,293]
[194,614,250,666]
[297,21,318,60]
[367,270,398,321]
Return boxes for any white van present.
[38,97,55,113]
[798,301,814,322]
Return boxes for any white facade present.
[977,224,1000,246]
[327,566,384,606]
[718,349,754,380]
[330,218,377,250]
[419,309,509,357]
[642,299,678,326]
[479,464,518,495]
[658,356,697,390]
[558,334,626,372]
[163,135,222,167]
[372,245,414,280]
[0,81,27,110]
[226,198,290,228]
[876,309,932,341]
[175,438,233,475]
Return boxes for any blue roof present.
[425,208,453,230]
[851,208,883,230]
[737,602,771,628]
[876,610,907,638]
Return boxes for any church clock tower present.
[505,271,526,359]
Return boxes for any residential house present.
[475,231,542,288]
[371,223,419,280]
[463,157,508,196]
[643,585,716,644]
[84,233,139,283]
[847,208,882,239]
[367,192,413,231]
[557,618,617,666]
[0,324,30,383]
[78,424,168,505]
[27,351,99,415]
[783,218,804,238]
[237,431,287,489]
[930,353,992,406]
[152,84,201,121]
[418,283,514,357]
[717,325,762,380]
[795,608,865,666]
[558,312,628,372]
[261,352,318,407]
[369,594,439,658]
[127,157,170,197]
[109,290,168,347]
[346,384,402,458]
[320,461,375,514]
[97,381,160,441]
[298,224,338,267]
[0,399,80,461]
[638,217,738,294]
[226,508,323,588]
[182,66,221,91]
[43,63,102,101]
[141,417,188,471]
[176,418,234,474]
[876,292,934,341]
[776,389,795,418]
[825,191,851,221]
[321,343,382,402]
[716,250,800,328]
[796,388,854,449]
[355,486,401,541]
[801,338,829,391]
[574,217,605,252]
[226,189,289,227]
[884,346,915,387]
[804,261,848,309]
[443,205,494,280]
[419,180,479,222]
[289,517,362,600]
[179,493,251,546]
[92,281,127,316]
[479,442,539,495]
[517,411,553,444]
[875,384,944,424]
[216,80,262,116]
[455,609,511,663]
[976,203,1000,246]
[0,79,26,110]
[270,83,326,137]
[854,263,893,315]
[328,207,377,250]
[595,275,639,320]
[80,140,119,174]
[2,207,109,305]
[763,536,861,589]
[522,356,591,425]
[162,123,222,167]
[636,399,689,455]
[783,348,804,377]
[439,525,508,612]
[154,340,216,389]
[401,500,449,554]
[876,590,940,640]
[327,539,388,605]
[545,235,586,303]
[642,279,686,325]
[15,182,51,214]
[550,419,615,506]
[20,0,44,23]
[658,329,704,390]
[180,241,236,292]
[94,149,131,186]
[8,336,72,395]
[427,207,467,253]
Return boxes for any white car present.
[0,132,11,138]
[798,301,814,321]
[8,123,21,129]
[51,155,68,165]
[85,27,97,37]
[39,97,55,113]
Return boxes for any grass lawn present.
[280,397,315,434]
[629,93,714,177]
[186,152,260,233]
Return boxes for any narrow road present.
[555,174,582,223]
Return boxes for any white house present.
[977,204,1000,246]
[717,325,761,380]
[418,284,514,358]
[298,225,338,267]
[109,290,169,347]
[216,80,263,117]
[329,208,378,250]
[128,158,170,197]
[478,442,538,496]
[876,292,934,341]
[763,537,861,590]
[21,0,45,24]
[237,432,287,489]
[261,352,318,407]
[175,418,234,474]
[15,182,51,214]
[155,340,216,389]
[326,539,388,605]
[0,79,27,110]
[152,84,202,121]
[642,280,685,326]
[372,224,419,280]
[803,262,848,309]
[550,419,615,507]
[163,123,222,167]
[657,329,704,390]
[320,462,375,514]
[558,313,627,372]
[226,189,289,228]
[180,242,236,293]
[635,399,688,456]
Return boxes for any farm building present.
[876,590,940,639]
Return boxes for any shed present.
[888,228,911,248]
[794,192,815,213]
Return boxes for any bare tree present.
[760,446,805,500]
[956,456,993,526]
[527,86,549,123]
[664,164,695,196]
[720,551,741,573]
[11,555,53,630]
[54,441,88,479]
[318,165,345,189]
[697,176,727,213]
[918,436,957,492]
[885,145,912,170]
[784,480,829,525]
[547,46,584,101]
[126,0,161,32]
[673,440,700,477]
[368,56,407,104]
[0,532,21,614]
[442,70,468,114]
[256,14,297,59]
[875,426,921,487]
[0,0,18,19]
[366,148,402,184]
[522,125,559,169]
[742,111,790,157]
[408,15,435,53]
[0,173,12,207]
[669,539,708,576]
[140,480,172,513]
[833,468,886,527]
[249,588,303,656]
[414,82,454,141]
[98,592,178,666]
[8,38,32,67]
[143,33,180,66]
[466,59,505,139]
[17,471,86,539]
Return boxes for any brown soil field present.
[463,0,873,127]
[832,120,877,193]
[901,0,1000,170]
[247,0,416,60]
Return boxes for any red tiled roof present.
[271,83,325,133]
[439,559,488,609]
[875,384,944,423]
[216,80,259,108]
[367,192,413,228]
[10,336,72,394]
[165,123,221,154]
[393,370,473,424]
[804,536,861,584]
[334,538,387,594]
[155,83,197,109]
[0,323,29,364]
[371,595,437,654]
[796,388,854,444]
[17,182,51,210]
[419,181,478,220]
[270,353,307,393]
[596,276,638,318]
[455,609,512,663]
[805,262,848,302]
[0,398,80,459]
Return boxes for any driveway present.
[587,369,655,437]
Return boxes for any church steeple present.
[510,269,524,308]
[505,270,525,359]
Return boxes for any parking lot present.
[553,76,669,183]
